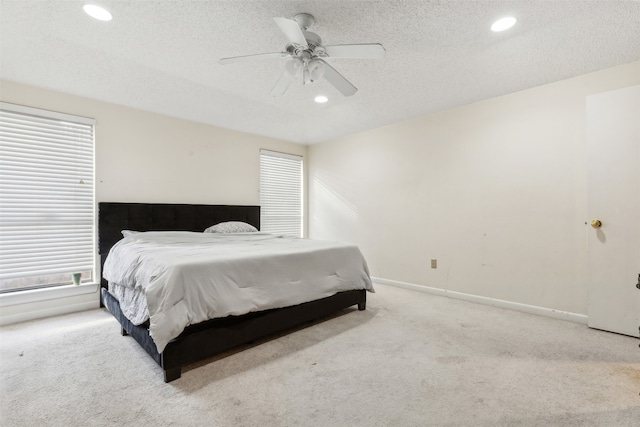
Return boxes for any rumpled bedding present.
[108,282,149,326]
[103,231,373,352]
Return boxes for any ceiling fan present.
[219,13,385,97]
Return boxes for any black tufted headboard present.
[98,202,260,289]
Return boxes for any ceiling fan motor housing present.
[303,31,323,51]
[287,31,324,58]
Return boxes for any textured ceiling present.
[1,1,640,144]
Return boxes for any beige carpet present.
[1,284,639,426]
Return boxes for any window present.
[259,150,303,237]
[0,103,95,292]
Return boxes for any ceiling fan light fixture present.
[308,59,326,81]
[314,95,328,103]
[285,58,303,77]
[83,4,113,21]
[491,16,516,32]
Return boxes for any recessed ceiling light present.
[314,95,328,103]
[491,16,516,32]
[83,4,113,21]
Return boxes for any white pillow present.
[204,221,258,233]
[121,230,140,237]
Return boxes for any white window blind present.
[259,150,303,238]
[0,102,95,292]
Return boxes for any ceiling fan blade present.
[273,17,308,48]
[318,59,357,97]
[270,70,293,97]
[219,52,288,65]
[324,43,385,59]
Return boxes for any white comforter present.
[103,232,373,352]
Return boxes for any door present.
[586,85,640,337]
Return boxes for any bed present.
[98,202,371,382]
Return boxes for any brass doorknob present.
[591,219,602,228]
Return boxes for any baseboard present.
[372,277,588,325]
[0,293,100,326]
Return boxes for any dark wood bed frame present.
[98,202,366,382]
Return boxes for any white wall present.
[0,80,307,205]
[0,80,306,323]
[308,61,640,315]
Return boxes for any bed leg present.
[358,301,366,311]
[120,326,129,336]
[164,367,181,383]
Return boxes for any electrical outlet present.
[431,259,437,269]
